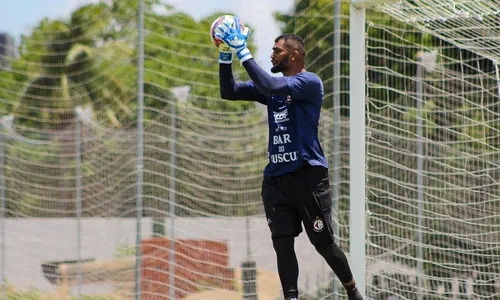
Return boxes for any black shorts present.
[261,165,334,245]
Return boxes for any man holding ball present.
[212,16,364,300]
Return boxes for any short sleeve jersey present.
[261,71,328,177]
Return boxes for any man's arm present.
[242,59,291,96]
[214,19,289,98]
[244,59,322,103]
[219,63,267,105]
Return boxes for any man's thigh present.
[290,166,335,245]
[261,177,302,239]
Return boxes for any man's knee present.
[314,240,353,283]
[314,240,346,257]
[314,240,334,255]
[272,236,295,253]
[314,240,350,266]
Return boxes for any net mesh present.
[0,1,337,298]
[365,1,500,299]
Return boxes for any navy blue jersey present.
[253,72,328,176]
[219,62,328,177]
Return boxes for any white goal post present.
[350,0,500,298]
[349,0,399,294]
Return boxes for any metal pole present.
[166,86,189,300]
[242,216,258,300]
[416,57,425,300]
[75,113,83,299]
[0,122,5,300]
[246,217,251,258]
[135,0,145,298]
[349,3,366,294]
[415,50,437,299]
[495,62,500,99]
[169,98,177,300]
[332,0,342,298]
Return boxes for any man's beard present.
[271,59,289,73]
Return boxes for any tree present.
[141,7,266,217]
[0,0,271,220]
[143,8,258,113]
[13,4,137,133]
[274,0,349,112]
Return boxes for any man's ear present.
[291,50,299,61]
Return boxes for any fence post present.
[0,117,6,300]
[242,217,257,300]
[135,0,145,298]
[169,92,177,300]
[75,109,83,299]
[167,86,190,300]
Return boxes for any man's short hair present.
[275,34,306,58]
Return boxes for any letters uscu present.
[270,151,299,163]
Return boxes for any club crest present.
[313,217,324,232]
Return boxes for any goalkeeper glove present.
[214,17,253,63]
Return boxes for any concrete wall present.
[2,217,332,295]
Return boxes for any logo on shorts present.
[313,217,324,232]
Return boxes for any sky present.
[0,0,295,72]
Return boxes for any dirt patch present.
[183,268,281,300]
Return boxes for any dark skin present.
[270,39,306,76]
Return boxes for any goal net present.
[364,0,500,299]
[0,1,332,299]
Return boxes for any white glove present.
[214,16,253,63]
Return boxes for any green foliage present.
[10,2,138,129]
[143,10,257,112]
[404,99,438,138]
[8,0,262,130]
[0,70,18,114]
[114,244,137,258]
[274,0,349,110]
[4,0,261,127]
[1,1,267,218]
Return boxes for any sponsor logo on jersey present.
[269,151,298,163]
[275,125,288,132]
[273,110,289,123]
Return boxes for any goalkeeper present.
[214,17,364,300]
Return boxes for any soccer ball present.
[210,15,245,52]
